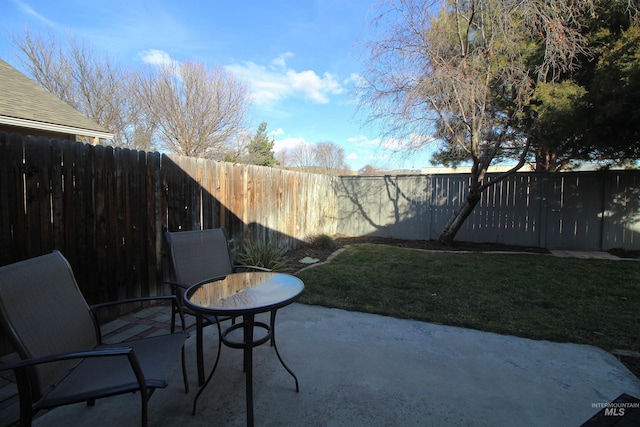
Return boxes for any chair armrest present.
[90,295,178,310]
[0,347,150,405]
[0,347,133,372]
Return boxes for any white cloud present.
[380,137,406,152]
[138,49,180,67]
[270,128,285,136]
[271,52,294,69]
[226,53,344,105]
[344,72,365,86]
[342,133,439,170]
[226,61,287,104]
[286,70,342,103]
[386,134,436,152]
[347,135,381,148]
[11,0,56,26]
[272,136,309,153]
[350,134,435,153]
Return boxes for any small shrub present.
[307,233,336,250]
[235,240,292,272]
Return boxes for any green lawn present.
[295,244,640,352]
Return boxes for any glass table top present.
[185,272,304,313]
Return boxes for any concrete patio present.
[5,302,639,427]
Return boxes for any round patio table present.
[184,272,304,427]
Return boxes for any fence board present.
[61,141,77,267]
[0,134,24,265]
[147,151,161,296]
[79,143,95,298]
[23,137,44,256]
[50,139,64,254]
[602,172,640,249]
[0,135,9,266]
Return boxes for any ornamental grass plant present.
[235,240,292,272]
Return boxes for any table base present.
[191,309,299,427]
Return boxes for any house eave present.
[0,115,114,140]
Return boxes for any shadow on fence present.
[0,133,336,314]
[335,171,640,251]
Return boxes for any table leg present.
[271,309,300,392]
[243,314,255,427]
[196,314,205,386]
[191,321,224,416]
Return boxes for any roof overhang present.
[0,115,114,140]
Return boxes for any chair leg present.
[270,309,276,346]
[140,393,148,427]
[170,301,177,334]
[196,315,205,386]
[19,415,32,427]
[181,345,189,393]
[15,369,33,427]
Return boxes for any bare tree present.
[11,29,146,148]
[11,29,251,155]
[359,0,597,243]
[275,148,290,169]
[278,141,350,175]
[287,143,317,170]
[313,142,350,175]
[220,129,251,163]
[136,61,250,158]
[358,164,380,176]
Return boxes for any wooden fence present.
[336,171,640,250]
[0,133,337,309]
[1,132,639,307]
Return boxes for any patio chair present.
[0,251,189,427]
[164,228,271,386]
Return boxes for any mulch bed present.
[609,248,640,259]
[286,235,551,270]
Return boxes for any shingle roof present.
[0,58,113,139]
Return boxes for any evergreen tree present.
[523,0,640,171]
[247,122,279,167]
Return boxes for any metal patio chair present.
[0,251,189,427]
[164,228,271,386]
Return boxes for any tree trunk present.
[438,188,482,245]
[438,137,531,245]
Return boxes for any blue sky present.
[0,0,436,171]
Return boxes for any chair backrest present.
[165,228,235,287]
[0,251,98,399]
